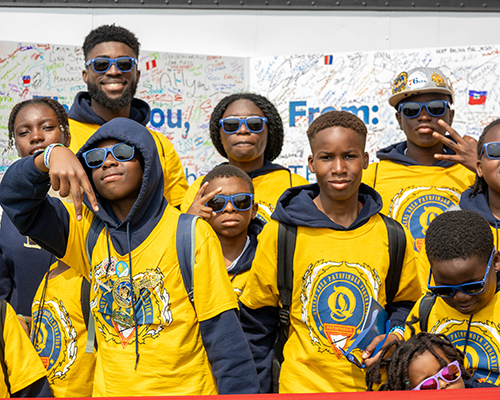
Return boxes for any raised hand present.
[186,182,222,222]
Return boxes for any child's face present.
[14,103,69,158]
[477,125,500,194]
[409,348,465,390]
[204,176,257,239]
[431,251,500,315]
[91,139,143,202]
[308,126,368,203]
[396,93,454,149]
[219,99,268,166]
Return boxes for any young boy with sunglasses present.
[68,24,188,208]
[239,110,421,393]
[362,67,476,290]
[195,165,264,297]
[406,210,500,386]
[0,118,259,396]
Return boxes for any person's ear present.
[448,108,455,126]
[363,151,369,169]
[477,158,483,178]
[308,154,315,174]
[136,68,141,81]
[251,202,258,219]
[493,250,500,272]
[82,67,88,84]
[396,111,403,130]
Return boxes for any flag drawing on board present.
[146,60,157,70]
[469,90,487,105]
[22,76,30,86]
[324,55,334,65]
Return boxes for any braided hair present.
[8,98,70,150]
[471,118,500,196]
[366,317,470,391]
[209,93,284,162]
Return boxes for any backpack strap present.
[380,214,406,307]
[0,300,10,395]
[176,214,199,305]
[373,162,379,189]
[418,291,437,332]
[272,221,297,393]
[84,216,105,354]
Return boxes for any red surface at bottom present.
[38,387,500,399]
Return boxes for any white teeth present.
[104,83,124,88]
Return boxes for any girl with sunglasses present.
[362,67,477,292]
[181,93,308,224]
[199,165,264,297]
[405,210,500,387]
[452,119,500,250]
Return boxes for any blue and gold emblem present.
[392,72,408,94]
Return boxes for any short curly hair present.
[307,110,367,148]
[426,210,493,264]
[201,164,254,194]
[83,24,140,59]
[471,118,500,197]
[8,97,70,150]
[209,93,284,162]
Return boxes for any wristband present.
[17,314,30,329]
[43,143,65,170]
[389,326,404,340]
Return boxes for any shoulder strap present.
[380,214,406,307]
[272,221,297,393]
[84,216,105,354]
[0,300,10,395]
[418,291,437,332]
[176,214,199,305]
[373,162,379,189]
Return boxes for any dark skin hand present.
[34,146,99,221]
[186,182,222,222]
[432,119,478,172]
[362,333,400,368]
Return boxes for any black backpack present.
[271,213,406,392]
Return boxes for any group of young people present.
[0,23,499,397]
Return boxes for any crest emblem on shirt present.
[301,261,378,358]
[433,318,500,385]
[389,186,460,252]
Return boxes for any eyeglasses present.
[219,117,268,134]
[428,249,495,298]
[82,142,135,168]
[412,360,462,390]
[85,57,137,74]
[206,193,254,213]
[480,142,500,159]
[399,100,449,119]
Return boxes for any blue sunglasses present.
[85,57,136,73]
[399,100,449,119]
[206,193,254,213]
[219,117,267,134]
[82,142,135,168]
[480,142,500,159]
[428,249,495,298]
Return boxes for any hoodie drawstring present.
[464,314,473,354]
[495,220,499,251]
[126,221,140,370]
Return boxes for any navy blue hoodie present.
[0,118,259,394]
[377,140,459,167]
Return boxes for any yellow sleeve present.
[148,129,188,207]
[239,221,280,309]
[404,296,424,340]
[291,173,310,186]
[180,176,204,213]
[3,302,47,395]
[192,219,238,321]
[362,161,378,188]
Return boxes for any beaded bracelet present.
[43,143,65,170]
[17,314,30,329]
[389,325,405,340]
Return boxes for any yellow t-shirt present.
[363,160,475,291]
[69,119,188,207]
[0,301,47,397]
[59,202,237,396]
[240,215,421,393]
[181,168,309,223]
[31,264,96,397]
[406,291,500,385]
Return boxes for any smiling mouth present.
[102,82,126,91]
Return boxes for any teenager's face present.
[477,125,500,195]
[205,176,257,239]
[83,41,140,112]
[409,348,465,390]
[308,127,368,203]
[219,99,268,166]
[14,103,69,158]
[396,93,454,148]
[431,250,500,315]
[91,139,143,202]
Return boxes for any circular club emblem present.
[407,70,428,90]
[112,276,139,309]
[31,308,63,371]
[392,72,408,94]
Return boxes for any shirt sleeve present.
[180,176,204,213]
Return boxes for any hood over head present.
[68,92,151,126]
[272,183,383,231]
